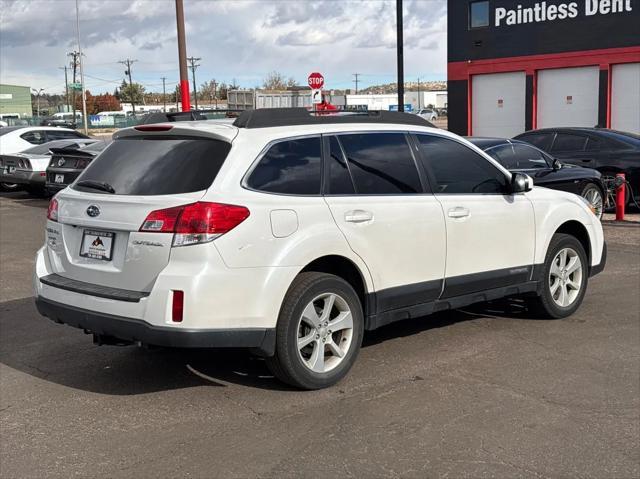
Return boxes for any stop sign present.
[308,72,324,89]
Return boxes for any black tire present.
[266,272,364,390]
[530,233,589,319]
[580,183,604,219]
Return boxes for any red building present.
[448,0,640,137]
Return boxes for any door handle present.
[344,210,373,223]
[448,207,470,218]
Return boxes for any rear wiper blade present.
[75,180,116,194]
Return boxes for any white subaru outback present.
[34,109,606,390]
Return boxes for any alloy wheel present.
[583,187,604,218]
[549,247,583,307]
[296,292,354,373]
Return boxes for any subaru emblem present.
[86,205,100,217]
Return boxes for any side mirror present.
[510,173,533,193]
[552,158,561,170]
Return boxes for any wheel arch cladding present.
[555,221,591,267]
[300,255,371,318]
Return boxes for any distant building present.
[0,84,32,118]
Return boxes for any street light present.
[31,88,44,119]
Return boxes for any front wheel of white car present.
[266,272,364,390]
[530,233,589,319]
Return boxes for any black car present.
[468,137,606,218]
[514,128,639,205]
[46,140,111,193]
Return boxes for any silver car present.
[0,139,96,195]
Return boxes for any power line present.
[187,56,201,110]
[118,59,138,115]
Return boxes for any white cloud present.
[0,0,447,94]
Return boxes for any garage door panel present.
[611,63,640,134]
[472,72,526,138]
[537,66,599,129]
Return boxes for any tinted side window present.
[416,135,508,194]
[518,133,553,151]
[485,144,516,169]
[20,131,46,145]
[326,136,355,195]
[552,134,587,152]
[511,144,550,169]
[247,137,322,195]
[585,137,601,151]
[338,133,421,195]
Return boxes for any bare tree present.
[263,71,297,90]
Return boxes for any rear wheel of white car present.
[267,272,364,390]
[531,233,589,319]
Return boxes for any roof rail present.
[232,108,435,129]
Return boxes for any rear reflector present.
[140,202,250,246]
[134,125,173,132]
[172,290,184,322]
[47,197,59,222]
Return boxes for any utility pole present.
[213,80,217,108]
[75,0,88,134]
[175,0,190,111]
[353,73,361,94]
[119,59,138,116]
[396,0,405,112]
[161,77,167,112]
[68,51,79,123]
[59,66,69,112]
[417,77,421,110]
[187,56,201,110]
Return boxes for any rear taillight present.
[140,202,250,247]
[76,159,90,169]
[47,198,59,222]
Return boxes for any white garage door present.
[611,63,640,134]
[472,72,526,137]
[537,66,599,129]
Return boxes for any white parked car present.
[416,108,438,122]
[0,126,89,155]
[34,109,606,390]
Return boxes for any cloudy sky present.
[0,0,447,95]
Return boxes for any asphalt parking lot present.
[0,191,638,478]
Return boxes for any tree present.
[199,79,217,103]
[94,93,121,113]
[119,80,145,104]
[262,71,297,90]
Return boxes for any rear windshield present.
[72,137,231,196]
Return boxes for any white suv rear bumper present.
[33,245,298,351]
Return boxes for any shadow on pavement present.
[0,295,548,395]
[0,190,49,208]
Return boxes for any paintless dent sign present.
[495,0,633,26]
